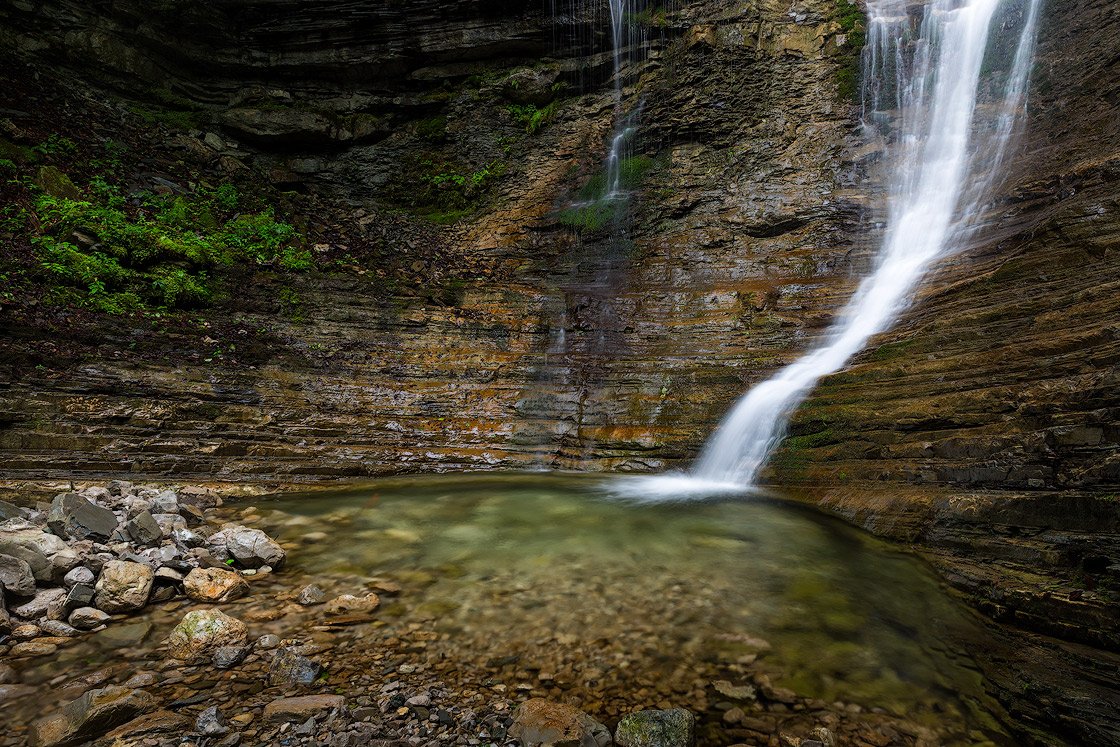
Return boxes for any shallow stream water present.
[5,474,1010,745]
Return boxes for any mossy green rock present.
[166,609,247,660]
[614,709,695,747]
[34,165,81,199]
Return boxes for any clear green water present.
[259,473,1007,739]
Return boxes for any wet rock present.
[11,640,58,656]
[324,593,379,616]
[263,694,346,722]
[29,686,157,747]
[12,623,40,638]
[509,699,612,747]
[0,662,17,683]
[94,560,154,612]
[104,709,191,740]
[47,493,119,541]
[296,584,327,605]
[0,552,36,595]
[12,588,67,620]
[0,590,8,635]
[166,609,248,660]
[39,619,80,637]
[68,606,110,630]
[212,644,251,669]
[63,566,95,588]
[0,499,23,520]
[184,567,250,602]
[270,647,323,685]
[197,705,230,736]
[210,524,285,569]
[614,709,696,747]
[124,511,163,546]
[91,621,151,649]
[712,681,757,702]
[257,633,281,649]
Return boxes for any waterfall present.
[690,0,1043,487]
[616,0,1042,497]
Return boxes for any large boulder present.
[30,686,157,747]
[614,709,696,747]
[509,699,612,747]
[209,524,285,569]
[166,609,247,660]
[47,493,119,541]
[183,567,249,603]
[0,552,36,596]
[124,512,163,546]
[94,561,154,612]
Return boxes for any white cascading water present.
[618,0,1042,497]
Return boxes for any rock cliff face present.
[1,0,1119,741]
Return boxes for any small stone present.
[184,567,250,603]
[296,584,326,606]
[509,699,612,747]
[323,593,379,616]
[91,621,151,650]
[0,662,17,684]
[263,695,346,722]
[256,633,281,649]
[107,480,133,497]
[125,512,163,546]
[13,624,40,639]
[94,561,154,613]
[196,705,230,736]
[30,686,157,747]
[212,645,251,669]
[63,566,96,588]
[0,552,37,596]
[69,607,111,630]
[0,499,23,520]
[123,672,158,688]
[712,681,757,701]
[721,708,744,725]
[47,493,119,541]
[270,647,322,686]
[407,694,431,707]
[166,609,248,660]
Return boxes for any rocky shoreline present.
[0,481,1005,747]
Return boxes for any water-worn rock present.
[47,493,118,541]
[0,552,36,596]
[30,686,157,747]
[0,590,9,636]
[0,500,22,520]
[184,567,250,602]
[210,524,285,568]
[104,710,192,740]
[614,709,695,747]
[270,647,322,685]
[323,593,379,616]
[166,609,247,660]
[11,640,58,656]
[39,619,80,637]
[296,584,326,605]
[263,694,346,722]
[509,699,612,747]
[68,606,110,630]
[94,560,153,612]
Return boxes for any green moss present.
[557,201,620,233]
[868,338,917,361]
[835,0,867,103]
[505,100,560,134]
[415,116,448,141]
[29,176,307,312]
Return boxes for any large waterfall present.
[627,0,1043,496]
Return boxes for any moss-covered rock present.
[614,709,696,747]
[166,609,248,660]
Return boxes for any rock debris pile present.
[0,481,285,660]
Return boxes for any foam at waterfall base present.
[604,473,755,503]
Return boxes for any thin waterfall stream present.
[624,0,1043,497]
